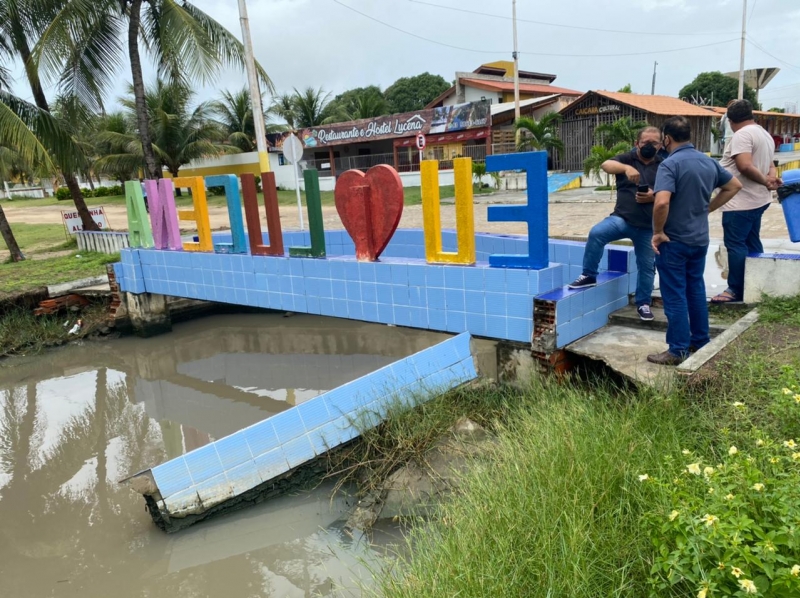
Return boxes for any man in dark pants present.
[648,117,743,365]
[713,99,781,304]
[568,127,663,321]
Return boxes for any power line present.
[333,1,738,59]
[408,0,739,37]
[748,0,758,23]
[746,36,800,74]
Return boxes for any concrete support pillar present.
[124,292,172,337]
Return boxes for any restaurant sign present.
[300,101,490,148]
[574,104,621,117]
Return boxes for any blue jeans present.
[655,241,710,356]
[722,204,769,300]
[582,215,655,306]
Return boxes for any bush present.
[648,367,800,598]
[55,187,71,200]
[93,186,110,197]
[207,186,225,196]
[108,184,123,196]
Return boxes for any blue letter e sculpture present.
[486,151,548,270]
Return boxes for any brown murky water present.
[0,313,449,597]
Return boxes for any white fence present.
[77,231,130,254]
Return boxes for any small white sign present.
[61,206,108,234]
[416,133,426,150]
[282,133,304,164]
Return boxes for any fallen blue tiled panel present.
[124,332,478,527]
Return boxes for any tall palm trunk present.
[16,35,99,231]
[0,204,24,261]
[128,0,161,180]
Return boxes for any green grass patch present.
[0,302,109,357]
[0,251,118,296]
[1,222,76,254]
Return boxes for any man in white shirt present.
[713,100,781,304]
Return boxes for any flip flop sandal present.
[711,291,741,304]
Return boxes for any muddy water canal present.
[0,313,449,597]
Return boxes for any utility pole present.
[651,61,658,95]
[512,0,520,122]
[238,0,270,173]
[738,0,747,100]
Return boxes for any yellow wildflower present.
[638,474,649,482]
[718,562,726,570]
[770,457,780,464]
[703,466,715,477]
[756,439,765,447]
[785,439,797,449]
[738,579,757,594]
[725,493,735,501]
[733,401,745,408]
[669,510,680,521]
[795,394,800,403]
[793,453,800,461]
[731,567,744,578]
[702,514,719,527]
[682,449,691,455]
[708,487,715,495]
[697,588,708,598]
[729,446,739,456]
[687,463,702,475]
[765,541,776,552]
[783,388,793,395]
[791,564,800,577]
[752,483,765,492]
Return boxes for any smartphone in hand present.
[638,185,649,193]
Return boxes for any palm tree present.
[341,89,389,121]
[95,80,238,182]
[212,87,257,151]
[0,0,100,230]
[515,113,565,155]
[583,141,631,200]
[270,87,336,129]
[93,112,138,183]
[33,0,273,182]
[0,90,86,261]
[593,116,649,149]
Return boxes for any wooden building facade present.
[557,91,718,172]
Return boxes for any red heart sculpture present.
[334,165,404,261]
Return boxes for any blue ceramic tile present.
[306,296,321,314]
[445,289,465,311]
[428,309,446,331]
[346,281,361,302]
[390,264,408,285]
[444,267,464,289]
[362,302,379,322]
[446,310,467,333]
[376,284,393,304]
[408,286,425,307]
[269,408,306,444]
[486,315,507,339]
[332,299,348,319]
[226,460,261,496]
[427,287,446,310]
[425,266,445,288]
[375,264,393,284]
[394,306,412,327]
[344,261,360,281]
[392,285,410,306]
[506,295,531,319]
[554,243,570,265]
[331,279,346,298]
[466,312,487,336]
[465,291,485,314]
[319,297,335,316]
[608,248,628,272]
[358,262,377,282]
[183,443,225,485]
[507,318,533,343]
[194,473,234,506]
[568,244,585,267]
[463,268,484,291]
[377,303,394,324]
[296,398,331,431]
[505,269,528,294]
[348,301,364,320]
[484,267,505,291]
[254,448,290,482]
[243,419,279,457]
[407,264,426,287]
[361,282,377,303]
[410,307,428,328]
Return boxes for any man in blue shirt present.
[648,116,742,365]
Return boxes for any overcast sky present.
[12,0,800,113]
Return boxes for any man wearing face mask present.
[568,126,663,321]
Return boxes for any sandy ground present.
[3,189,792,242]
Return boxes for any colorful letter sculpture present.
[206,174,246,254]
[486,151,549,270]
[289,169,326,257]
[174,176,213,252]
[334,165,404,261]
[145,179,181,250]
[124,181,154,248]
[421,157,476,265]
[242,172,284,256]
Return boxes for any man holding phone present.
[568,126,663,321]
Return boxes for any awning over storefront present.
[393,127,489,147]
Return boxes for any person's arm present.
[601,159,640,184]
[651,191,671,254]
[709,177,743,212]
[733,152,770,186]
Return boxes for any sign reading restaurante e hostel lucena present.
[300,101,491,148]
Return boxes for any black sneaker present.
[568,274,597,289]
[637,305,655,321]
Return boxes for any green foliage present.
[471,161,486,185]
[384,72,450,114]
[269,87,335,128]
[679,72,760,109]
[768,108,786,114]
[55,187,71,200]
[758,295,800,327]
[594,116,649,149]
[583,141,631,196]
[327,86,389,122]
[515,113,564,154]
[0,251,118,296]
[619,83,633,93]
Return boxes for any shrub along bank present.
[373,297,800,598]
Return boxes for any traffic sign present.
[283,133,303,164]
[416,133,426,151]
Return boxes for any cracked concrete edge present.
[48,275,110,297]
[677,309,760,375]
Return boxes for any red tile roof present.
[460,78,583,97]
[579,91,718,117]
